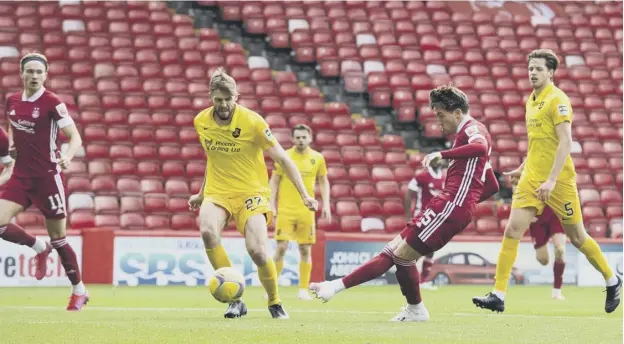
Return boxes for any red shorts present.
[0,172,68,219]
[529,208,565,249]
[401,197,473,255]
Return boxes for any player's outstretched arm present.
[265,145,318,211]
[59,124,82,170]
[268,172,281,216]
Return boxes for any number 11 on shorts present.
[48,193,64,213]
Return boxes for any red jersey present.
[0,127,10,165]
[408,167,445,212]
[5,88,74,177]
[438,116,492,207]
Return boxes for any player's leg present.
[199,201,232,269]
[309,235,399,301]
[388,239,429,322]
[297,243,312,300]
[420,252,434,282]
[295,212,315,300]
[473,205,537,312]
[551,233,566,300]
[243,213,288,318]
[45,218,88,310]
[534,244,550,266]
[550,183,621,312]
[0,180,51,279]
[273,214,294,278]
[199,200,245,318]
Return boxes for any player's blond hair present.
[209,67,238,97]
[20,52,48,72]
[527,49,559,71]
[429,85,469,114]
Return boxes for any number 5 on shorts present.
[416,209,437,228]
[245,196,262,210]
[564,202,574,216]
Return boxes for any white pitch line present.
[0,306,396,315]
[0,306,611,320]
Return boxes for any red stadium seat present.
[384,216,406,233]
[476,217,501,236]
[336,201,360,217]
[331,184,353,200]
[360,200,382,217]
[69,211,96,229]
[341,216,362,232]
[382,200,404,217]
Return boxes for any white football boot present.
[309,280,343,303]
[389,303,430,322]
[298,288,313,300]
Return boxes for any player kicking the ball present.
[404,160,446,290]
[0,53,87,310]
[269,124,331,300]
[188,68,317,319]
[473,49,622,313]
[310,85,499,321]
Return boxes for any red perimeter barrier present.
[74,229,622,285]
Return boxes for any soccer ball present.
[209,267,245,303]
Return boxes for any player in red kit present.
[0,128,13,185]
[0,53,87,311]
[310,85,499,321]
[404,160,446,290]
[529,206,567,300]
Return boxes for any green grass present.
[0,285,621,344]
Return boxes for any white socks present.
[492,290,505,301]
[606,275,619,287]
[406,302,425,312]
[72,281,86,295]
[552,288,562,297]
[330,279,346,293]
[31,238,46,254]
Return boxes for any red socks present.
[421,258,433,282]
[554,261,565,289]
[343,253,394,288]
[51,237,82,285]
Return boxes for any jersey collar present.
[22,87,45,102]
[208,104,239,131]
[531,82,554,103]
[456,115,473,134]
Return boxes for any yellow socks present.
[258,258,280,306]
[494,237,520,293]
[205,245,232,269]
[299,261,312,289]
[579,236,614,280]
[275,259,284,277]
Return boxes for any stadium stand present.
[0,1,621,238]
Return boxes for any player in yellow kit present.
[188,68,318,319]
[269,124,331,300]
[473,49,621,313]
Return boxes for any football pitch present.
[0,285,621,344]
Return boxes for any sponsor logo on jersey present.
[538,101,545,109]
[557,104,569,116]
[232,128,241,138]
[10,119,35,134]
[32,107,40,119]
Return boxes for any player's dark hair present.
[527,49,559,71]
[209,67,239,97]
[429,85,469,114]
[292,124,313,136]
[20,52,48,72]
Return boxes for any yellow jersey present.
[194,104,277,196]
[275,147,327,212]
[523,83,576,183]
